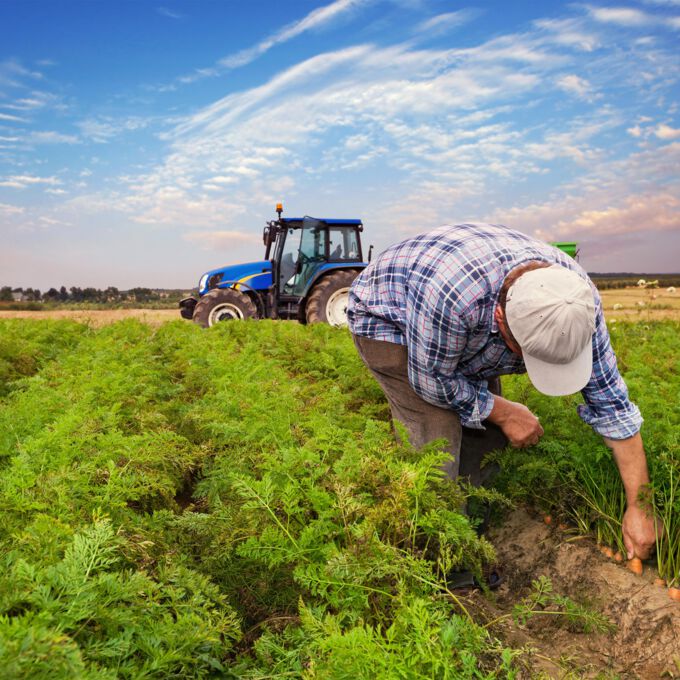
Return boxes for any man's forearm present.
[604,432,650,507]
[604,432,657,559]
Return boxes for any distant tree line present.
[0,286,183,304]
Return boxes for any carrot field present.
[0,318,678,678]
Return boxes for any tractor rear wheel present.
[305,270,359,326]
[193,288,258,327]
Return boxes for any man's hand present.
[605,433,658,560]
[488,395,544,448]
[622,504,658,561]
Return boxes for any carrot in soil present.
[601,546,614,559]
[654,578,667,587]
[543,515,552,525]
[627,557,643,575]
[669,588,680,602]
[613,552,623,563]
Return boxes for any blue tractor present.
[180,204,371,327]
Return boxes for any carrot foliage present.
[0,319,515,678]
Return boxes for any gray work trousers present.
[352,335,507,486]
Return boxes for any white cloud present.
[0,174,61,189]
[556,74,595,99]
[655,123,680,139]
[588,6,654,27]
[588,5,680,30]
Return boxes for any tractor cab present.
[263,208,366,320]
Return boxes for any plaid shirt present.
[348,223,642,440]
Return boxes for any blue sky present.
[1,0,679,290]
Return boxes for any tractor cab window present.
[328,227,360,261]
[292,218,327,295]
[279,218,328,296]
[279,228,301,294]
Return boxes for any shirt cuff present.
[577,402,643,440]
[460,384,495,429]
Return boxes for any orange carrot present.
[613,552,623,563]
[602,546,614,559]
[669,588,680,602]
[558,522,568,530]
[627,557,643,575]
[654,578,667,587]
[543,514,552,525]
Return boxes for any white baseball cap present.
[505,265,597,396]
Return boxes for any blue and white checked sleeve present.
[578,302,643,439]
[404,279,494,429]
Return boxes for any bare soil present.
[476,508,680,678]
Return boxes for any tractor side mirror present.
[262,226,270,246]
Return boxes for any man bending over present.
[348,223,656,561]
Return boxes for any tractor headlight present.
[198,274,209,292]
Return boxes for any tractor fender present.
[297,264,366,323]
[299,263,368,299]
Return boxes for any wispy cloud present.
[0,174,61,189]
[78,116,152,143]
[0,201,25,215]
[27,131,79,144]
[414,10,479,35]
[220,0,368,68]
[163,0,371,88]
[0,112,27,123]
[0,59,44,87]
[157,7,183,20]
[2,91,61,112]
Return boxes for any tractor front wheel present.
[305,270,359,326]
[193,288,258,327]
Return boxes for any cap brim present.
[523,340,593,396]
